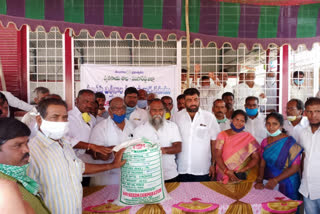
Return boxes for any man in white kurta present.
[89,97,135,185]
[173,88,220,182]
[244,96,267,144]
[298,97,320,214]
[290,71,312,103]
[233,71,267,110]
[283,99,309,143]
[134,99,182,182]
[124,87,148,128]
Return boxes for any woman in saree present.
[254,112,303,200]
[216,110,260,183]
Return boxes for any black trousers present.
[177,173,211,182]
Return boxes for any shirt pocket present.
[196,126,209,139]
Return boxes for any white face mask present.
[40,117,69,140]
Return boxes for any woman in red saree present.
[215,110,260,183]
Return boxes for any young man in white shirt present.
[290,71,312,103]
[222,92,235,120]
[89,97,135,185]
[298,97,320,214]
[283,99,309,143]
[134,99,182,182]
[233,70,267,110]
[212,99,230,131]
[27,98,126,214]
[244,96,267,144]
[124,87,148,128]
[173,88,220,182]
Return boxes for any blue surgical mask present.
[137,100,147,109]
[113,113,126,124]
[245,108,258,117]
[230,122,245,133]
[294,79,304,85]
[267,129,282,137]
[126,106,136,119]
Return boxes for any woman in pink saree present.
[215,110,260,183]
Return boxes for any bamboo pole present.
[185,0,190,88]
[0,57,6,91]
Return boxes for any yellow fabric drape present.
[165,182,180,193]
[225,201,253,214]
[172,199,219,214]
[172,208,218,214]
[83,201,130,214]
[136,204,166,214]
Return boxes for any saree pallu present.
[216,131,260,181]
[262,136,303,200]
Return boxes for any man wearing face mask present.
[212,99,230,131]
[27,98,126,214]
[88,97,135,185]
[0,118,50,214]
[290,71,310,103]
[134,99,182,182]
[137,89,148,109]
[244,96,267,144]
[124,87,148,128]
[283,99,309,144]
[67,90,111,159]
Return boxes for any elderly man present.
[213,70,233,99]
[298,97,320,213]
[89,97,135,185]
[124,87,148,128]
[95,92,109,118]
[134,99,182,182]
[222,92,235,119]
[0,118,50,214]
[244,96,267,144]
[233,70,266,110]
[283,99,308,144]
[199,76,215,111]
[21,87,50,138]
[212,99,230,131]
[173,88,220,182]
[137,89,148,109]
[27,98,126,214]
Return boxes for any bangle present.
[87,144,91,151]
[223,168,229,175]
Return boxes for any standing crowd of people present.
[0,69,319,214]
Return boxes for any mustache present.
[21,153,30,161]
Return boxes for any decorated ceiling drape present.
[1,0,320,49]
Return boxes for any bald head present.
[109,97,126,117]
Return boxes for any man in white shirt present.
[244,96,267,144]
[298,97,320,214]
[21,87,50,138]
[263,72,278,112]
[214,70,233,99]
[199,76,215,111]
[89,97,135,185]
[176,94,185,112]
[67,89,111,162]
[283,99,309,143]
[134,99,182,182]
[124,87,148,128]
[27,98,126,214]
[1,91,33,112]
[222,92,235,120]
[173,88,220,182]
[290,71,312,103]
[95,92,109,119]
[161,96,174,120]
[212,99,230,131]
[137,89,148,109]
[233,70,267,110]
